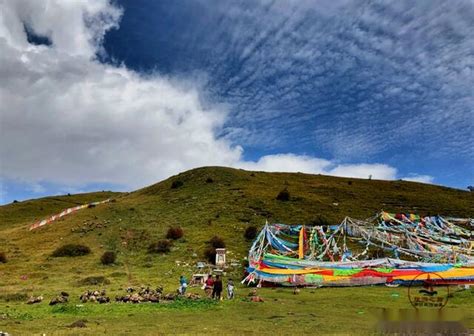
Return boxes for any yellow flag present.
[298,226,304,259]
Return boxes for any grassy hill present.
[1,166,473,287]
[0,191,121,231]
[1,166,473,334]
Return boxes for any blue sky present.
[0,0,473,204]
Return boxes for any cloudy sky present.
[0,0,473,204]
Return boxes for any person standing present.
[204,274,214,297]
[227,279,235,299]
[212,275,223,300]
[179,275,187,295]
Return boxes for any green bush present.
[276,188,290,201]
[148,239,172,253]
[51,244,90,257]
[171,180,184,189]
[244,226,258,240]
[204,246,217,264]
[209,236,226,249]
[100,251,116,265]
[204,236,226,264]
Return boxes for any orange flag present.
[298,226,305,259]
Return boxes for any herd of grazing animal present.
[25,285,202,306]
[80,289,110,303]
[114,286,163,303]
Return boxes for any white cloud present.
[237,154,331,173]
[0,181,6,202]
[401,175,435,184]
[188,1,474,161]
[327,164,397,180]
[236,154,399,181]
[0,0,435,196]
[0,0,242,189]
[30,183,46,194]
[0,0,121,58]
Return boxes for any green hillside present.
[0,167,473,334]
[0,191,121,231]
[1,166,473,289]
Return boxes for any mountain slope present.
[0,191,121,231]
[0,166,472,293]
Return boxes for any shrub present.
[68,320,88,328]
[171,180,184,189]
[100,251,116,265]
[244,226,258,240]
[276,188,290,201]
[347,180,353,186]
[0,252,7,263]
[166,226,184,240]
[204,246,217,263]
[205,177,214,183]
[203,236,226,264]
[52,244,90,257]
[148,239,172,254]
[209,236,226,249]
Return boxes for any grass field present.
[1,167,473,335]
[1,286,472,335]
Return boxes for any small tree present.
[209,236,226,248]
[171,180,184,189]
[204,247,216,263]
[276,188,290,201]
[244,226,258,240]
[52,244,91,257]
[166,226,184,240]
[100,251,116,265]
[204,236,226,264]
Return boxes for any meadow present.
[1,286,472,335]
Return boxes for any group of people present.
[178,274,234,300]
[204,274,235,300]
